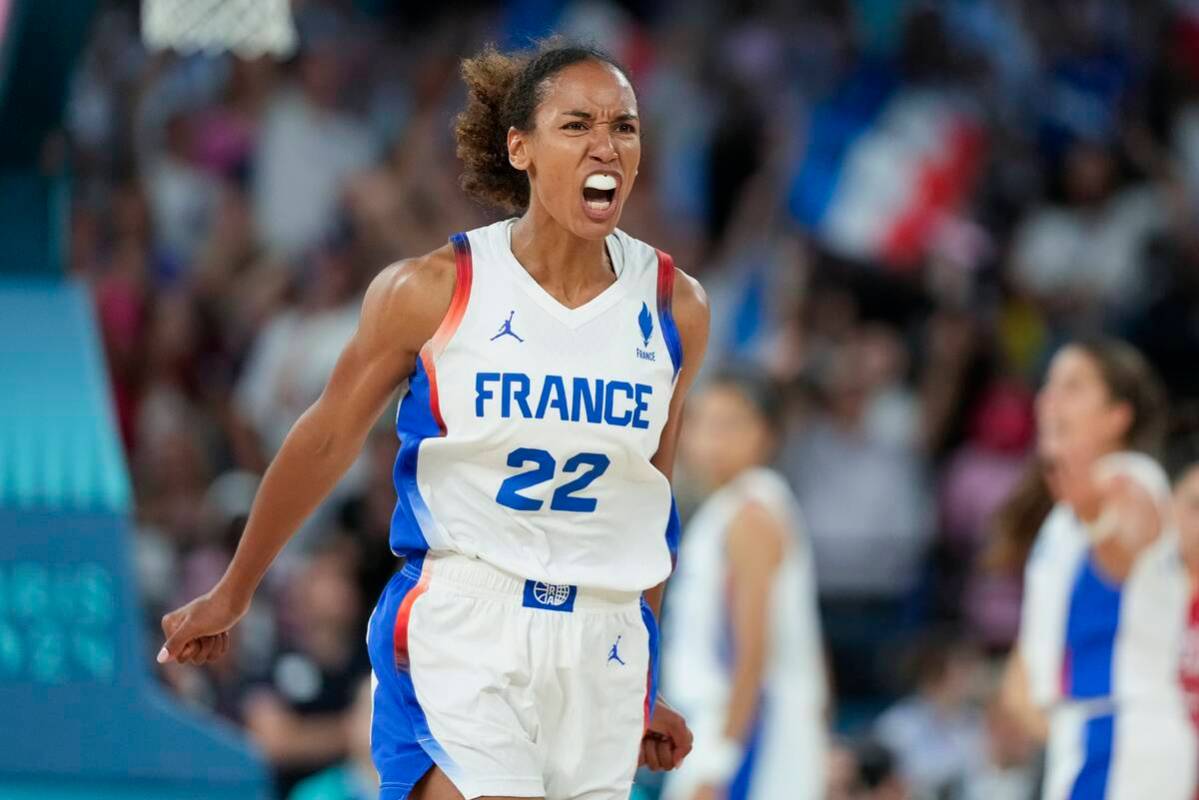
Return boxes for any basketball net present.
[141,0,298,58]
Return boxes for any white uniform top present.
[388,219,683,593]
[663,468,827,800]
[1017,452,1197,800]
[1019,453,1187,711]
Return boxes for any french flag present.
[789,67,986,270]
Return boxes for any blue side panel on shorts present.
[367,571,434,799]
[641,597,660,720]
[1070,713,1114,800]
[367,565,459,800]
[727,703,766,800]
[389,360,441,556]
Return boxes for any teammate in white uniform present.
[661,369,827,800]
[1001,339,1197,799]
[157,42,709,800]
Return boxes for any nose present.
[588,125,618,163]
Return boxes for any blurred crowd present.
[65,0,1199,797]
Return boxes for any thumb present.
[158,616,192,663]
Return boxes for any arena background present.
[4,0,1199,798]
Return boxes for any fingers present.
[195,635,217,664]
[160,631,231,666]
[159,610,192,663]
[643,738,663,771]
[654,737,674,770]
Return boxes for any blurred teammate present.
[1000,338,1196,799]
[1174,462,1199,735]
[662,368,826,800]
[157,42,708,800]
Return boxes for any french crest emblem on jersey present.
[636,303,657,362]
[638,302,654,346]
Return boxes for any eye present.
[616,122,638,134]
[563,121,588,131]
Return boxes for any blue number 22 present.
[496,448,610,513]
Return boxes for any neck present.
[510,203,612,306]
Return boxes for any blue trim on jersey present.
[728,701,766,800]
[665,495,681,567]
[659,296,683,380]
[1063,555,1122,698]
[641,597,660,720]
[389,359,441,556]
[1070,713,1114,800]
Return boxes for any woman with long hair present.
[999,338,1195,798]
[661,368,827,800]
[157,41,708,800]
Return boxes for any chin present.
[568,208,622,239]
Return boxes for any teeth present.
[585,174,617,190]
[586,199,612,210]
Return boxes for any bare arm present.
[1052,453,1169,582]
[640,267,709,773]
[159,247,456,664]
[722,500,785,744]
[644,268,710,618]
[1000,648,1048,742]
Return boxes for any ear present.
[1107,400,1134,445]
[508,126,530,172]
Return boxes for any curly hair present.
[454,41,631,213]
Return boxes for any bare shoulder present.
[671,267,709,329]
[727,498,787,565]
[670,266,710,379]
[360,244,458,354]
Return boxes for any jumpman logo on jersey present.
[490,310,524,343]
[607,635,625,666]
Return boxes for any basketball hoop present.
[141,0,298,58]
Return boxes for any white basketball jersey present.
[1018,453,1197,799]
[663,468,827,800]
[388,219,683,593]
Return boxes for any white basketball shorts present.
[365,551,660,800]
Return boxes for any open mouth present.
[583,186,617,209]
[582,173,618,214]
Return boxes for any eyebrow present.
[562,110,639,122]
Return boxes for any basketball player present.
[661,369,827,800]
[157,42,708,800]
[999,339,1196,799]
[1172,462,1199,740]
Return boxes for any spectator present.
[251,13,377,258]
[873,634,987,797]
[242,548,370,794]
[287,676,379,800]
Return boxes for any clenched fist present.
[158,588,249,665]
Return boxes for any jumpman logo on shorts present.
[490,310,524,342]
[608,635,625,666]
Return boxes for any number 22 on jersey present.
[496,447,610,513]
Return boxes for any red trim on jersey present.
[655,248,674,305]
[1180,589,1199,730]
[643,673,652,732]
[654,248,684,377]
[393,569,431,670]
[421,234,474,433]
